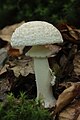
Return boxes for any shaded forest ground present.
[0,22,80,119]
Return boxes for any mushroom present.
[11,21,63,108]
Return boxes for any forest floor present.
[0,22,80,119]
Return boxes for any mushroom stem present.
[34,57,56,108]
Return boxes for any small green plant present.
[0,92,52,120]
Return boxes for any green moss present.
[0,92,52,120]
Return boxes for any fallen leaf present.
[45,44,61,57]
[53,82,80,115]
[77,114,80,120]
[66,25,79,40]
[58,100,80,120]
[10,58,34,77]
[58,24,80,44]
[0,64,8,75]
[8,47,21,57]
[0,21,25,42]
[73,52,80,76]
[59,82,75,89]
[0,47,8,70]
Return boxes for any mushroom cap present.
[11,21,63,47]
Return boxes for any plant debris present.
[0,22,80,119]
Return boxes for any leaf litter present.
[0,22,80,119]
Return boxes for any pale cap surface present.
[11,21,63,47]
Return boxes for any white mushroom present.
[11,21,63,108]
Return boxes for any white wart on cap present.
[11,21,63,47]
[11,21,63,108]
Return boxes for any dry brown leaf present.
[10,59,34,77]
[8,47,21,57]
[57,23,68,31]
[59,82,75,89]
[45,44,61,57]
[74,29,80,33]
[62,33,75,43]
[0,21,25,42]
[58,24,80,44]
[73,53,80,76]
[59,107,75,120]
[58,100,80,120]
[0,21,25,55]
[77,114,80,120]
[66,25,79,40]
[0,64,9,75]
[53,83,80,115]
[0,47,8,70]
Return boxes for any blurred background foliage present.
[0,0,80,28]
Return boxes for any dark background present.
[0,0,80,28]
